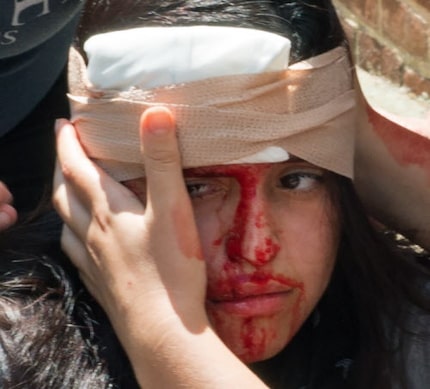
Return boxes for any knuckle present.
[59,159,73,179]
[91,204,114,233]
[145,148,181,172]
[51,186,66,213]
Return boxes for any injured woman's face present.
[68,24,354,365]
[123,158,340,363]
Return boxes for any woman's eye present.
[185,177,228,200]
[186,182,212,198]
[279,172,322,191]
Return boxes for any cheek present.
[281,201,339,311]
[196,189,339,362]
[192,198,234,267]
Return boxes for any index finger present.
[54,119,106,208]
[54,119,138,213]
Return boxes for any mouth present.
[206,273,302,317]
[206,290,294,317]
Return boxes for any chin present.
[209,311,294,364]
[235,341,287,364]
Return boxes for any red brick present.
[336,0,430,94]
[380,47,404,84]
[403,67,430,96]
[380,0,407,46]
[380,0,429,57]
[362,0,380,28]
[403,11,429,58]
[356,31,383,73]
[412,0,430,14]
[337,0,379,27]
[342,0,366,16]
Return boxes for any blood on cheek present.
[206,165,306,360]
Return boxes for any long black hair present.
[335,176,430,389]
[0,212,138,388]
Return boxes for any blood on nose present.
[225,167,280,266]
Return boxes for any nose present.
[226,195,280,266]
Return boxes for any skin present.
[53,106,339,386]
[0,181,17,231]
[123,161,340,363]
[354,84,430,250]
[54,108,268,388]
[53,104,429,387]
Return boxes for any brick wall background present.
[333,0,430,97]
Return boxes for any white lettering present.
[12,0,50,26]
[0,30,19,45]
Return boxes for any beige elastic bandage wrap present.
[68,45,356,181]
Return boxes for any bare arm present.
[53,107,267,388]
[355,85,430,251]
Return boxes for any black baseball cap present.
[0,0,85,135]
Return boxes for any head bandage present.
[68,26,356,181]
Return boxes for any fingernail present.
[144,108,174,135]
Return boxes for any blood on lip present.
[208,270,304,301]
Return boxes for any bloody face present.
[123,159,340,363]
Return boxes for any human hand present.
[0,181,17,231]
[53,110,267,388]
[53,108,207,336]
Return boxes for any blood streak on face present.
[184,163,339,363]
[126,161,339,363]
[224,165,281,265]
[207,265,305,362]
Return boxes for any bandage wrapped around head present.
[68,26,356,181]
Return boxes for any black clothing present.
[0,0,84,133]
[0,69,68,213]
[0,0,84,213]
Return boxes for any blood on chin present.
[207,304,303,363]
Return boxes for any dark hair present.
[1,1,429,388]
[76,0,347,63]
[0,212,141,388]
[335,176,430,389]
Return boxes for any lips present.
[206,274,301,317]
[207,282,293,301]
[207,291,294,317]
